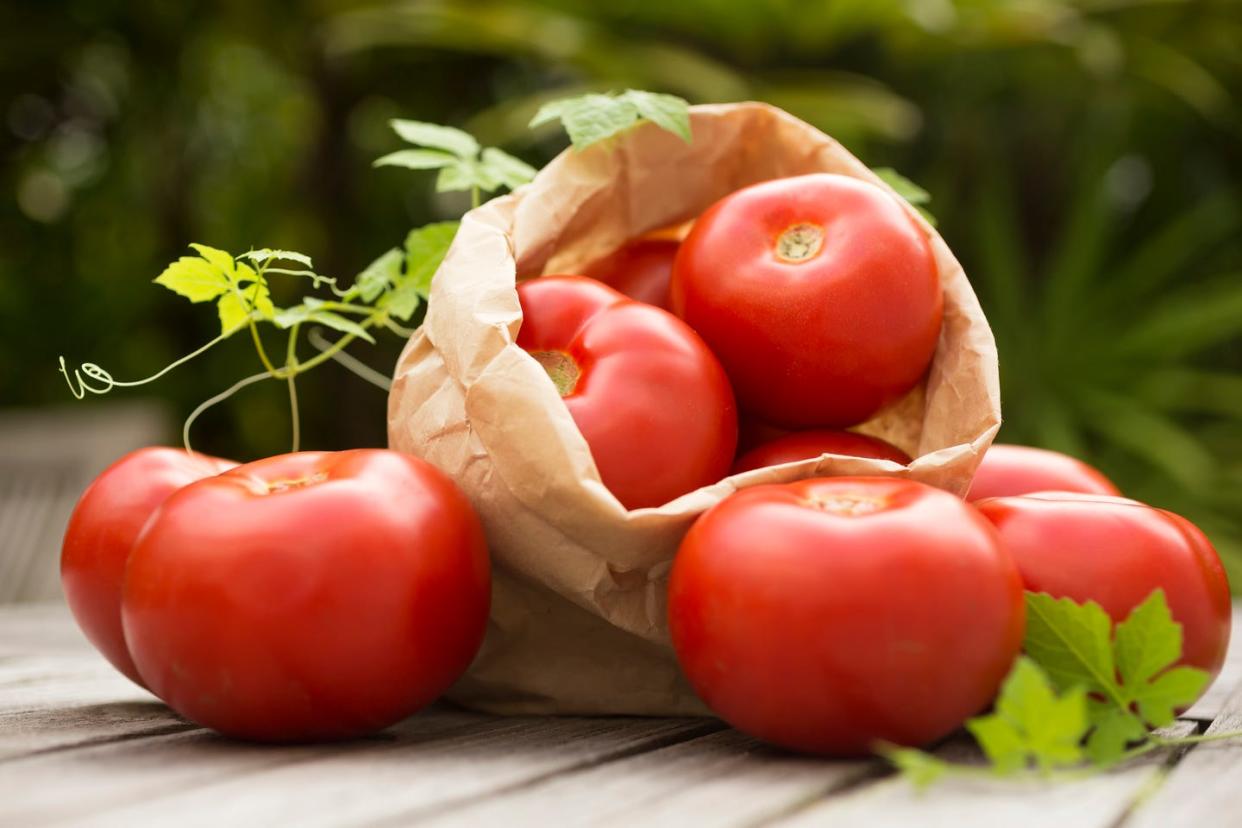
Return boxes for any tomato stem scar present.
[804,493,886,516]
[775,223,825,263]
[532,350,581,397]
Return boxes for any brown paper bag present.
[387,102,1001,716]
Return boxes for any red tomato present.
[669,477,1024,755]
[671,173,941,429]
[732,429,911,474]
[967,444,1120,501]
[976,493,1231,686]
[517,275,737,509]
[122,449,490,742]
[61,447,235,687]
[582,238,679,309]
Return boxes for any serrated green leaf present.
[373,148,458,170]
[239,248,313,268]
[353,248,403,303]
[1137,667,1209,727]
[479,147,537,190]
[967,716,1028,774]
[1024,592,1121,701]
[216,280,274,337]
[882,747,950,790]
[435,159,500,193]
[153,256,231,302]
[621,89,692,143]
[390,119,479,159]
[1086,703,1147,766]
[403,220,457,294]
[188,243,236,277]
[1115,589,1182,689]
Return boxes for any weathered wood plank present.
[412,725,876,828]
[8,714,717,827]
[0,601,92,657]
[1123,683,1242,827]
[771,723,1196,828]
[1182,605,1242,721]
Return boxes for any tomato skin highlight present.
[122,449,490,742]
[517,275,738,510]
[732,429,910,474]
[967,444,1121,501]
[61,447,235,687]
[669,477,1025,756]
[977,492,1232,688]
[671,173,942,429]
[582,238,679,309]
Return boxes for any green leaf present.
[239,249,313,268]
[382,221,458,321]
[621,90,692,143]
[154,255,231,302]
[531,90,691,150]
[1137,667,1209,728]
[1085,703,1147,766]
[373,148,458,170]
[353,248,403,303]
[479,147,537,190]
[873,167,937,226]
[1114,589,1182,689]
[273,302,376,344]
[1024,592,1121,702]
[216,279,275,337]
[389,119,479,159]
[967,657,1088,774]
[881,747,950,790]
[188,243,236,277]
[435,159,500,193]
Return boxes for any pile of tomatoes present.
[62,172,1231,752]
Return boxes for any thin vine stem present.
[182,371,272,453]
[1151,729,1242,746]
[286,324,301,453]
[58,334,227,399]
[308,328,392,391]
[384,319,417,338]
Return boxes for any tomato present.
[669,477,1024,755]
[967,444,1120,501]
[976,493,1231,686]
[61,447,235,687]
[517,275,737,509]
[671,173,941,429]
[122,449,490,742]
[732,429,910,474]
[582,238,679,309]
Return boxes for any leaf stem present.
[471,186,480,209]
[286,325,301,453]
[308,328,392,391]
[1152,729,1242,746]
[384,319,417,338]
[59,335,227,399]
[182,371,273,454]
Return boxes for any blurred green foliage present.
[2,1,1239,577]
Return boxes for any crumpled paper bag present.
[387,102,1001,716]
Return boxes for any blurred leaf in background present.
[2,0,1239,577]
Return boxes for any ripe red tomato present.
[976,493,1231,685]
[517,275,737,509]
[582,238,679,309]
[671,173,941,429]
[967,444,1120,501]
[732,429,910,474]
[61,447,235,687]
[122,449,490,742]
[669,477,1024,755]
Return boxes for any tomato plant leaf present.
[480,147,537,190]
[239,249,314,268]
[1136,667,1209,727]
[1085,702,1148,766]
[380,221,458,321]
[273,301,375,343]
[1114,589,1182,689]
[881,746,951,790]
[187,243,237,278]
[873,168,937,226]
[1024,592,1121,701]
[353,248,403,304]
[530,90,690,150]
[154,255,232,302]
[389,119,479,159]
[373,149,458,171]
[436,159,500,194]
[216,279,275,336]
[966,657,1088,773]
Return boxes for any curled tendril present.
[58,357,116,399]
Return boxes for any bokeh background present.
[2,0,1240,586]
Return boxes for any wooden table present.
[3,601,1240,827]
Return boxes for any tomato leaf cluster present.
[888,589,1212,787]
[530,90,692,149]
[374,119,536,196]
